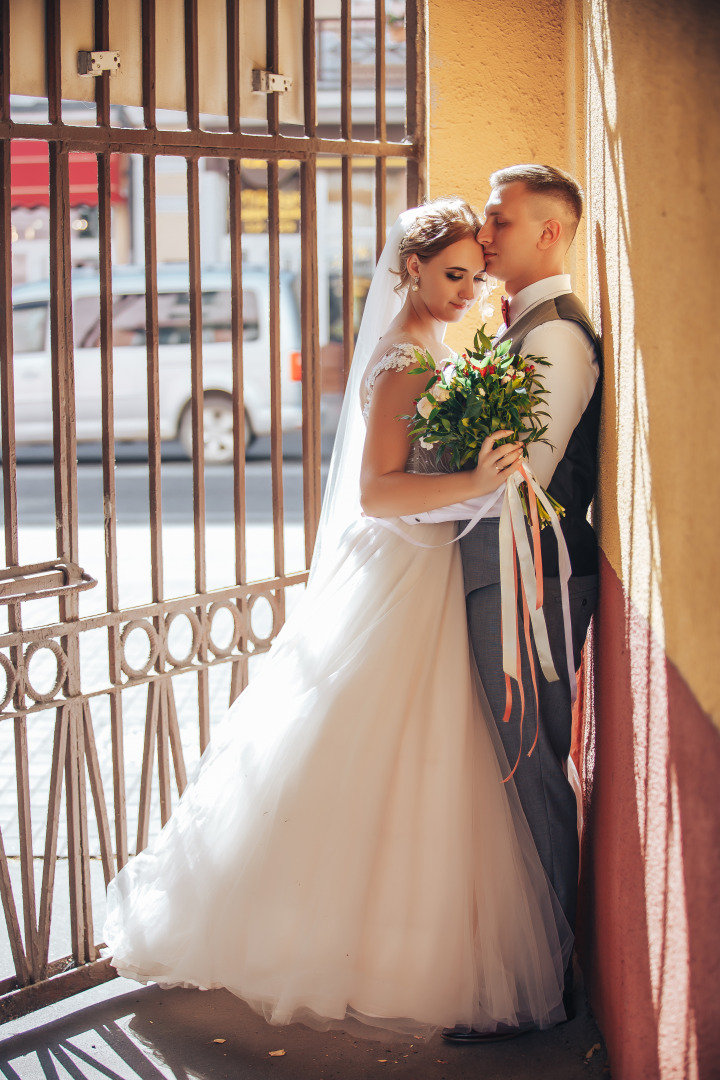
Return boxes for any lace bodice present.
[359,342,453,475]
[360,343,418,419]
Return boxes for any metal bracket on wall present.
[77,51,121,77]
[252,70,293,94]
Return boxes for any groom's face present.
[477,183,547,295]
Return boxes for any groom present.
[448,164,602,1038]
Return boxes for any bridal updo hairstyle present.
[395,196,482,294]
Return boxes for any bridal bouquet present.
[401,326,565,528]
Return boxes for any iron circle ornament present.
[164,609,202,668]
[206,600,243,658]
[120,619,160,679]
[247,592,279,649]
[24,639,68,703]
[0,651,17,711]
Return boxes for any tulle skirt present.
[104,516,572,1036]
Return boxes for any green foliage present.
[399,326,565,527]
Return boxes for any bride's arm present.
[359,368,522,518]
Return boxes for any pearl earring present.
[411,277,420,292]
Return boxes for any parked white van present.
[10,266,303,463]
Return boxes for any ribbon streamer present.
[372,462,578,778]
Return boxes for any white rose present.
[433,384,451,402]
[417,395,435,419]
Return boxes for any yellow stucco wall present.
[585,0,720,727]
[426,0,585,351]
[428,0,720,727]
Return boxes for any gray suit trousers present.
[460,518,597,932]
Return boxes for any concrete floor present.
[0,972,610,1080]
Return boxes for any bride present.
[104,197,572,1038]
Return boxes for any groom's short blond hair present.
[489,164,583,242]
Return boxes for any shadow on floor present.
[0,972,610,1080]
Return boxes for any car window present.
[65,287,262,349]
[13,302,48,353]
[74,295,102,348]
[200,289,259,343]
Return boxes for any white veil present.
[309,208,422,577]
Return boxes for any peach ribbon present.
[498,463,575,779]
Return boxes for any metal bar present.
[226,0,240,132]
[0,0,9,124]
[109,691,128,870]
[142,0,157,128]
[75,709,95,964]
[94,0,110,127]
[0,957,116,1025]
[0,571,310,651]
[375,157,387,262]
[64,706,85,964]
[187,160,206,596]
[0,6,15,567]
[228,159,247,587]
[184,0,199,130]
[266,0,280,136]
[46,0,62,125]
[374,0,388,257]
[0,117,23,717]
[135,681,160,854]
[82,702,115,888]
[405,0,427,204]
[97,146,125,882]
[157,685,172,827]
[0,123,417,158]
[48,146,77,567]
[229,655,248,706]
[97,152,118,614]
[341,156,354,385]
[340,0,351,139]
[302,0,317,137]
[375,0,387,144]
[144,157,164,607]
[266,161,285,604]
[14,720,38,981]
[37,705,69,977]
[186,158,210,750]
[0,823,29,985]
[165,680,187,795]
[299,158,321,565]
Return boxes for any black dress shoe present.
[559,988,576,1023]
[441,1025,531,1044]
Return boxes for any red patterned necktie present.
[501,295,511,327]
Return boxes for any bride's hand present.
[473,431,524,495]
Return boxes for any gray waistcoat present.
[496,292,603,577]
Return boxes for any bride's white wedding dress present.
[104,341,572,1037]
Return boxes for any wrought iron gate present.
[0,0,425,1019]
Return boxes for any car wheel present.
[178,394,252,465]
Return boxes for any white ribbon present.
[370,463,577,704]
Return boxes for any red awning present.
[10,141,125,208]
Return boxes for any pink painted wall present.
[578,554,720,1078]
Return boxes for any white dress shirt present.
[402,274,599,525]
